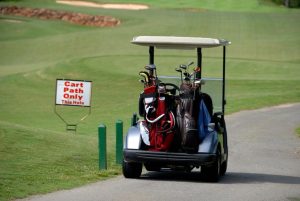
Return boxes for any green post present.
[98,124,107,170]
[116,120,123,164]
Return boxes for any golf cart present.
[123,36,230,182]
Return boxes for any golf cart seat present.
[199,92,224,128]
[199,93,213,117]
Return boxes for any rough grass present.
[0,0,300,200]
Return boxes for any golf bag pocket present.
[177,98,199,152]
[139,121,150,146]
[148,111,175,151]
[182,113,199,152]
[147,93,175,151]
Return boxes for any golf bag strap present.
[146,113,165,124]
[157,111,176,133]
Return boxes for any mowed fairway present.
[0,0,300,200]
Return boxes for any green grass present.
[296,127,300,137]
[0,121,120,201]
[0,0,300,200]
[288,196,300,201]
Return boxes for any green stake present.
[98,124,107,170]
[116,120,123,164]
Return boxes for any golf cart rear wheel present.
[201,147,221,182]
[220,121,228,176]
[122,160,142,178]
[220,159,227,176]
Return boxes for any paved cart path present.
[19,103,300,201]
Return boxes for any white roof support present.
[131,36,230,49]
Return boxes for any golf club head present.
[194,79,205,85]
[179,64,187,70]
[175,68,183,84]
[175,68,182,73]
[145,64,156,70]
[139,71,150,83]
[188,61,194,67]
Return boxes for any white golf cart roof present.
[132,36,230,49]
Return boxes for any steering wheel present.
[163,83,180,95]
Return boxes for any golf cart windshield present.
[158,76,223,112]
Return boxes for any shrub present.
[271,0,300,7]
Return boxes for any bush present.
[289,0,300,7]
[271,0,283,4]
[0,0,22,2]
[271,0,300,7]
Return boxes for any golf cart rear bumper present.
[123,149,217,166]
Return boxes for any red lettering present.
[64,81,84,88]
[63,88,83,93]
[61,81,87,106]
[64,81,70,86]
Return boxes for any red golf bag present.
[141,84,176,151]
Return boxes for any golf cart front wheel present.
[122,160,142,178]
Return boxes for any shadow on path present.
[222,172,300,184]
[140,170,300,185]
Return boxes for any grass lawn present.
[296,127,300,137]
[0,122,120,200]
[0,0,299,200]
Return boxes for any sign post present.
[54,79,92,132]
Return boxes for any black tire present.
[122,160,142,178]
[220,158,228,176]
[220,121,228,176]
[201,147,221,182]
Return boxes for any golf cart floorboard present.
[124,149,217,166]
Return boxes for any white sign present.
[55,79,92,107]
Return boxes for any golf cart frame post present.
[222,46,226,115]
